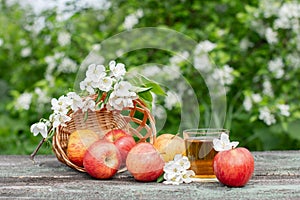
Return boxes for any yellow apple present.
[67,129,100,167]
[153,133,185,162]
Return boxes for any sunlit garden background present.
[1,0,300,155]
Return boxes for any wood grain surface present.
[1,151,300,199]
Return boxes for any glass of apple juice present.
[183,128,229,180]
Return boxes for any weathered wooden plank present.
[0,151,300,200]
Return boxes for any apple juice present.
[185,138,217,178]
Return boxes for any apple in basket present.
[67,129,100,167]
[153,133,185,162]
[83,140,121,179]
[126,142,165,182]
[104,129,136,167]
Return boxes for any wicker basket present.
[52,98,156,172]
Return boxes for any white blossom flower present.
[163,161,184,174]
[239,37,254,51]
[259,106,276,126]
[213,133,239,152]
[81,97,96,112]
[57,31,71,46]
[34,88,50,104]
[243,96,252,112]
[86,64,106,82]
[142,65,161,77]
[109,60,126,79]
[163,154,195,185]
[265,27,278,44]
[193,54,212,72]
[98,76,113,92]
[259,0,280,18]
[164,91,180,110]
[57,57,77,73]
[123,9,143,30]
[169,51,189,66]
[173,154,190,169]
[287,53,300,69]
[51,96,72,114]
[30,122,48,138]
[15,92,33,110]
[181,170,195,183]
[252,93,262,103]
[277,104,290,117]
[211,65,234,85]
[194,40,216,54]
[135,9,144,18]
[66,92,83,112]
[268,58,284,79]
[263,79,274,97]
[108,82,138,110]
[50,113,72,128]
[80,78,96,94]
[163,173,183,185]
[21,47,32,57]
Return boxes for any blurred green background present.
[1,0,300,155]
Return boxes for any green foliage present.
[1,0,300,154]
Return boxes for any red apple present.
[83,140,121,179]
[67,129,99,167]
[126,142,165,182]
[213,147,255,187]
[104,129,136,167]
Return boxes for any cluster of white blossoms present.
[80,61,137,110]
[243,93,263,112]
[31,60,138,138]
[258,106,276,126]
[163,154,195,185]
[268,58,284,79]
[243,92,290,126]
[30,91,95,138]
[123,9,144,30]
[15,92,33,111]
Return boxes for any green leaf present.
[130,75,166,96]
[103,90,112,105]
[156,173,165,183]
[138,90,153,102]
[141,76,166,96]
[132,86,152,94]
[95,91,103,103]
[84,112,89,122]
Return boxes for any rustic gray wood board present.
[0,151,300,199]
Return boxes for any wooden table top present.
[1,151,300,200]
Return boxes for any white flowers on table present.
[213,133,239,152]
[163,154,195,185]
